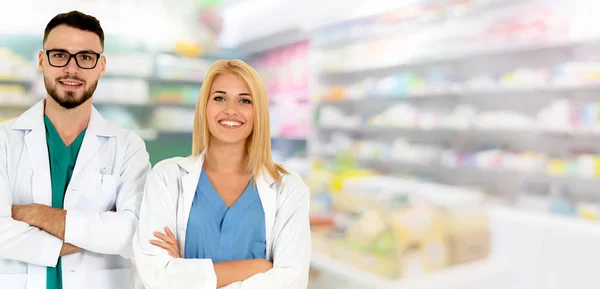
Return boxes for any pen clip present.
[100,167,106,185]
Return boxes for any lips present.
[58,78,84,90]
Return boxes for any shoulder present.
[103,121,146,147]
[150,156,188,178]
[0,118,19,137]
[273,168,310,206]
[0,118,22,150]
[0,118,16,131]
[143,157,189,199]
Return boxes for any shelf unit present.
[312,0,600,202]
[308,1,600,287]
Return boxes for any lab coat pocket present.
[87,172,119,211]
[249,240,267,259]
[0,273,27,289]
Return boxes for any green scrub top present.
[44,115,86,289]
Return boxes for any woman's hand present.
[150,226,181,258]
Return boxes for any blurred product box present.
[310,174,491,280]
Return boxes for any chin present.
[218,137,247,145]
[211,133,249,145]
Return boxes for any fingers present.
[151,228,180,258]
[150,240,178,258]
[165,226,175,239]
[150,240,173,251]
[153,232,169,242]
[153,231,177,245]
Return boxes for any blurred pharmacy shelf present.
[310,252,511,289]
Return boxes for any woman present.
[132,59,311,289]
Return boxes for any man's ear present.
[38,51,44,73]
[98,55,106,78]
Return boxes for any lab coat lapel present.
[256,172,277,261]
[12,101,52,206]
[71,107,113,177]
[177,154,204,255]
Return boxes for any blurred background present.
[2,0,600,288]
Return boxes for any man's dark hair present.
[43,11,104,49]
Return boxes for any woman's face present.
[206,73,254,146]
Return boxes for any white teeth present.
[60,81,81,86]
[220,120,242,127]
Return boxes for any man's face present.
[39,24,106,109]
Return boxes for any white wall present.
[0,0,210,51]
[219,0,415,47]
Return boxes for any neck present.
[44,97,91,146]
[204,139,247,174]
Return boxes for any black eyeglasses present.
[44,49,103,69]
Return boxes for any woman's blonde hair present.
[192,59,288,182]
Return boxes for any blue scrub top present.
[184,170,266,262]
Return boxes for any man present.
[0,11,151,289]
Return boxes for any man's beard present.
[45,75,98,109]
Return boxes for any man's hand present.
[150,226,181,258]
[12,204,66,240]
[12,204,36,224]
[60,243,84,256]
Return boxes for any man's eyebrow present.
[45,48,101,54]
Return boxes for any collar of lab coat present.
[10,99,115,137]
[174,150,279,260]
[9,99,118,181]
[175,150,277,186]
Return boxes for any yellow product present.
[346,209,388,248]
[447,229,490,265]
[331,193,370,213]
[389,205,449,277]
[546,159,566,176]
[577,203,600,221]
[594,156,600,177]
[329,170,374,193]
[440,209,490,265]
[441,209,489,235]
[390,205,445,245]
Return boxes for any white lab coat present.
[133,153,311,289]
[0,100,151,289]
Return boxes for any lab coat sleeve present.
[133,163,217,289]
[219,174,312,289]
[64,134,151,258]
[0,131,63,267]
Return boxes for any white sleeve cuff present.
[64,210,87,247]
[38,231,63,267]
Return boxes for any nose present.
[223,101,238,116]
[62,56,80,74]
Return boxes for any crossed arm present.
[150,226,273,288]
[11,204,81,256]
[0,135,151,266]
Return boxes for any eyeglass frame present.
[43,49,104,70]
